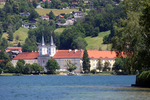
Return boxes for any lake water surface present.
[0,75,150,100]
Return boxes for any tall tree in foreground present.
[97,59,102,72]
[111,0,150,73]
[83,49,90,73]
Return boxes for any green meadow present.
[84,31,112,50]
[35,8,78,16]
[2,27,28,45]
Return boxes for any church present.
[12,36,118,73]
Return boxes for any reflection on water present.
[0,75,150,100]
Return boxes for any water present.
[0,75,150,100]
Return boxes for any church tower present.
[39,35,47,55]
[48,35,56,57]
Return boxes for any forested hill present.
[0,0,126,51]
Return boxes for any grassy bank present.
[35,8,78,16]
[84,31,112,50]
[2,27,28,45]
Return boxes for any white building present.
[12,36,118,73]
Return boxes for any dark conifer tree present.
[83,49,90,73]
[17,42,21,47]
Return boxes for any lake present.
[0,75,150,100]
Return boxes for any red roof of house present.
[53,50,83,59]
[55,15,64,17]
[13,52,39,60]
[7,47,22,50]
[80,50,117,59]
[43,0,51,2]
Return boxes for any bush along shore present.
[132,70,150,88]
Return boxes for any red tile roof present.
[43,0,51,2]
[13,52,39,60]
[53,50,83,59]
[55,15,64,17]
[7,47,22,50]
[80,50,117,59]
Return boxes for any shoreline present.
[0,73,135,76]
[131,84,150,88]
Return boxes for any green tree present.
[97,59,103,72]
[28,8,39,20]
[7,25,13,41]
[5,62,15,73]
[113,58,124,72]
[18,59,25,65]
[48,11,56,20]
[0,51,10,70]
[83,49,90,73]
[13,2,19,14]
[111,0,148,73]
[71,37,87,50]
[103,61,110,71]
[17,42,21,47]
[22,64,31,74]
[32,0,37,8]
[16,59,25,73]
[31,63,43,73]
[45,0,49,8]
[0,38,8,50]
[51,0,61,9]
[61,18,66,23]
[66,60,77,72]
[0,27,3,39]
[91,69,96,74]
[45,59,60,74]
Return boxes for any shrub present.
[91,69,96,74]
[137,70,150,84]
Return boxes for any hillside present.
[35,8,77,16]
[2,27,28,45]
[84,31,112,50]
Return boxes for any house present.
[36,3,42,8]
[42,0,51,3]
[29,19,37,23]
[29,25,37,29]
[22,24,29,28]
[0,0,5,5]
[67,17,72,21]
[6,47,22,58]
[20,12,30,17]
[22,24,36,29]
[83,1,88,4]
[55,15,64,19]
[6,47,22,54]
[73,11,83,21]
[70,4,78,8]
[71,1,78,4]
[73,11,82,16]
[41,16,49,21]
